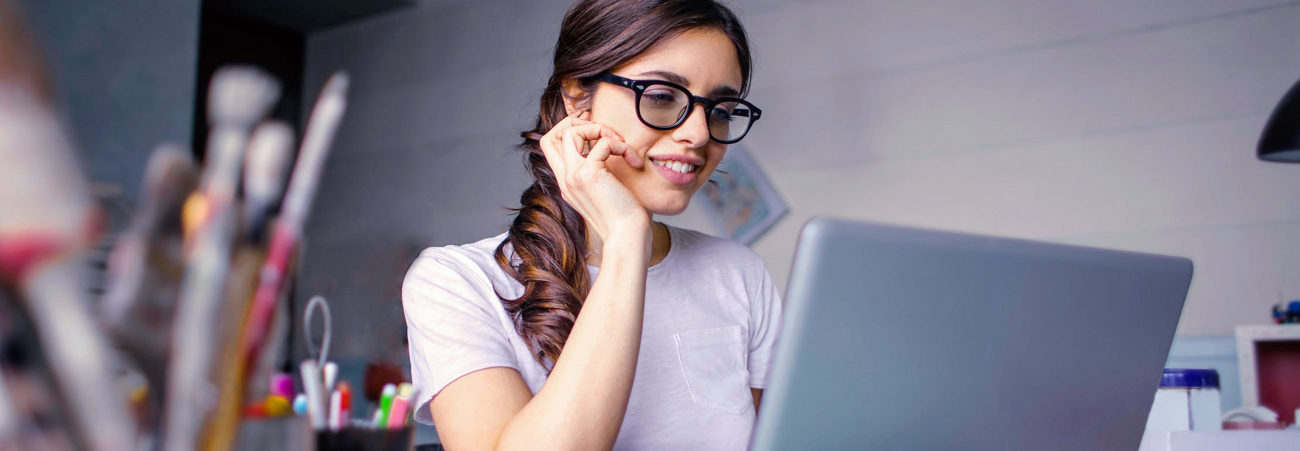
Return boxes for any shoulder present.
[402,232,516,305]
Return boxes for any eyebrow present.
[635,70,740,97]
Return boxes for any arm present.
[430,229,650,451]
[429,113,649,451]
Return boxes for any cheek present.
[700,146,728,177]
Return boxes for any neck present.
[585,220,670,268]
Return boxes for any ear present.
[560,79,588,116]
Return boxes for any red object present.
[243,403,268,418]
[363,361,406,402]
[0,234,62,285]
[338,382,352,411]
[1255,340,1300,425]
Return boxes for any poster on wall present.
[698,145,787,245]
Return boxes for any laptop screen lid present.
[750,217,1192,451]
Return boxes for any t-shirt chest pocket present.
[672,325,752,415]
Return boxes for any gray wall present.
[300,0,1300,360]
[16,0,201,203]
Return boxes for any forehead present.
[615,27,743,95]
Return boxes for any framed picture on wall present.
[698,145,787,245]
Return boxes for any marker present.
[337,382,352,428]
[386,384,414,429]
[300,360,326,430]
[375,383,396,427]
[328,390,342,431]
[323,361,338,392]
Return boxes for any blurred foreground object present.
[0,0,139,449]
[1,0,353,448]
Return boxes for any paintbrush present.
[241,121,294,243]
[100,144,197,429]
[240,72,349,383]
[198,119,295,451]
[160,66,279,451]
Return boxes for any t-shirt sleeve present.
[402,251,520,425]
[747,264,784,389]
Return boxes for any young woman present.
[402,1,781,449]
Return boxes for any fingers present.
[539,115,588,179]
[561,122,621,145]
[583,137,618,162]
[540,117,643,199]
[559,122,631,163]
[585,137,643,169]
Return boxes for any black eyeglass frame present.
[596,72,762,144]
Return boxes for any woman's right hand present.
[538,111,650,248]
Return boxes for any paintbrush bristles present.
[243,121,294,222]
[207,66,280,127]
[202,67,280,202]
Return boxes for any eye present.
[643,88,682,108]
[709,105,735,123]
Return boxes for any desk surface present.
[1139,430,1300,451]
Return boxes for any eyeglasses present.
[597,73,761,144]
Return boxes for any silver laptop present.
[750,217,1193,451]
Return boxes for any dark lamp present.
[1259,78,1300,162]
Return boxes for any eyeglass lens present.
[638,84,754,143]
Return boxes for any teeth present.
[653,159,696,174]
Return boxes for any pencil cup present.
[234,416,314,451]
[315,427,414,451]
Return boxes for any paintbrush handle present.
[281,72,348,229]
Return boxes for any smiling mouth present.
[646,156,702,186]
[649,158,697,174]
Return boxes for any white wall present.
[726,0,1300,337]
[300,0,1300,366]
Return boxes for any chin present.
[641,194,693,216]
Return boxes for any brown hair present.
[494,0,752,368]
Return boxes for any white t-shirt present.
[402,224,783,450]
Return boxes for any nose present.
[671,103,710,148]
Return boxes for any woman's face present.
[577,27,744,216]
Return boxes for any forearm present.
[494,229,650,451]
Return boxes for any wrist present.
[601,222,652,255]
